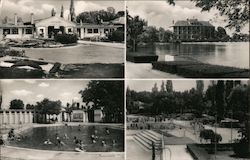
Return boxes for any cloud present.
[11,89,33,96]
[73,97,80,101]
[36,94,44,99]
[60,92,72,97]
[38,82,49,87]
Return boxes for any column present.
[14,111,18,124]
[3,111,7,124]
[20,112,23,124]
[29,112,33,123]
[9,112,13,124]
[81,28,84,39]
[24,111,28,123]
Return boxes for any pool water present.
[9,125,124,152]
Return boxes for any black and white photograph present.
[0,80,124,160]
[126,80,250,160]
[0,0,125,78]
[126,1,249,78]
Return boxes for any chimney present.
[14,13,17,25]
[31,13,34,24]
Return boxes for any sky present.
[127,80,210,92]
[0,80,89,109]
[0,0,124,22]
[127,1,249,35]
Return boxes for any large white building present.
[0,0,123,40]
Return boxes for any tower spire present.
[69,0,76,22]
[60,5,64,18]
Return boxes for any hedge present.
[54,34,78,44]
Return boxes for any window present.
[3,29,10,35]
[93,29,98,33]
[68,28,72,33]
[87,29,93,34]
[12,28,18,34]
[25,28,32,34]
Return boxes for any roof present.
[173,19,214,27]
[111,16,125,25]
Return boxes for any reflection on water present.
[131,42,249,68]
[24,44,124,64]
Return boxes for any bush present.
[54,34,78,44]
[108,30,124,42]
[233,139,249,158]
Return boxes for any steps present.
[133,130,162,151]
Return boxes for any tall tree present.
[127,13,147,51]
[215,81,225,120]
[9,99,24,110]
[166,80,173,93]
[152,83,158,93]
[160,81,165,93]
[196,80,204,94]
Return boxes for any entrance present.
[48,26,65,38]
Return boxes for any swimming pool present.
[8,125,124,152]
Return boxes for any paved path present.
[126,137,152,160]
[126,62,181,78]
[78,41,124,49]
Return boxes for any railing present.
[160,133,171,160]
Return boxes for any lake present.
[23,44,124,64]
[131,42,249,69]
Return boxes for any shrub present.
[108,30,124,42]
[54,34,78,44]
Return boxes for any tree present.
[35,98,62,123]
[127,13,147,51]
[9,99,24,110]
[152,83,158,93]
[160,81,165,93]
[168,0,249,32]
[107,7,115,14]
[215,81,225,121]
[196,80,204,94]
[26,104,35,110]
[166,80,173,93]
[79,81,124,123]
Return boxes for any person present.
[44,139,53,145]
[64,133,69,139]
[8,128,15,140]
[105,128,110,135]
[74,137,79,144]
[0,136,5,146]
[112,139,116,146]
[102,140,106,147]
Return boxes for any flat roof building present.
[173,19,215,41]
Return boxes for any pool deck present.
[1,146,124,160]
[1,123,124,160]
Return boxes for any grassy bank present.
[152,61,249,78]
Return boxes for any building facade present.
[0,0,122,40]
[173,19,215,41]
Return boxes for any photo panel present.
[126,79,249,160]
[126,1,249,79]
[0,0,125,79]
[0,79,125,160]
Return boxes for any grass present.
[152,61,249,78]
[58,63,124,78]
